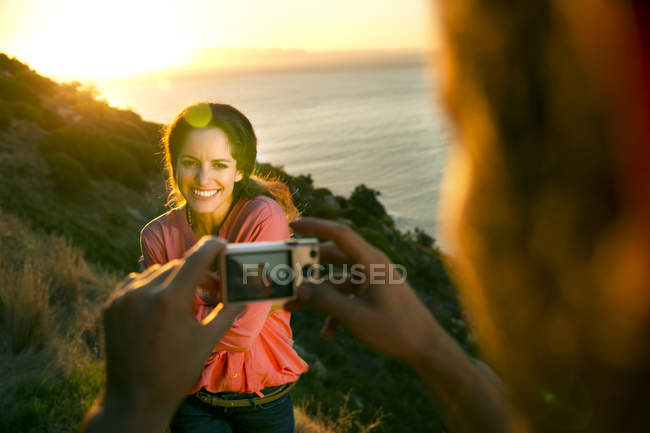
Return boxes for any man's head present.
[438,2,650,431]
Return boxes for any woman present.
[140,102,308,433]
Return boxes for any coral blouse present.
[140,196,308,394]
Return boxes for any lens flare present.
[184,104,212,128]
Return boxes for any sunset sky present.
[0,0,437,81]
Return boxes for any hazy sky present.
[0,0,437,80]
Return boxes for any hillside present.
[0,53,471,432]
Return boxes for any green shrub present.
[0,103,10,130]
[0,76,40,105]
[113,135,160,175]
[14,70,57,96]
[9,101,42,123]
[0,53,31,75]
[342,206,372,227]
[103,145,147,190]
[39,125,148,191]
[349,184,387,218]
[308,202,340,220]
[37,107,66,130]
[7,100,65,130]
[43,152,91,197]
[415,227,434,248]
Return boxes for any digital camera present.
[217,238,320,304]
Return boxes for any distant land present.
[121,47,434,81]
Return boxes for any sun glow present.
[1,0,434,82]
[2,0,198,80]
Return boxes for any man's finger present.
[143,263,179,294]
[295,282,365,326]
[169,236,226,297]
[114,264,159,293]
[319,242,352,266]
[324,273,364,294]
[291,218,383,266]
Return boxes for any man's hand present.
[284,218,512,433]
[83,237,245,433]
[284,218,443,367]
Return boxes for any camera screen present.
[225,250,293,302]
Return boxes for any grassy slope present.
[0,53,473,432]
[0,209,116,432]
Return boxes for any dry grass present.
[0,259,52,353]
[0,208,118,348]
[0,208,116,431]
[295,394,384,433]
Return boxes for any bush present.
[43,152,91,197]
[114,135,160,175]
[104,145,147,190]
[14,70,57,96]
[37,107,66,130]
[349,184,387,218]
[415,227,434,248]
[7,101,65,130]
[39,125,148,191]
[0,103,11,130]
[8,101,42,123]
[342,206,372,227]
[0,53,31,75]
[0,76,40,105]
[308,202,340,220]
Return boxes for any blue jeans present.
[169,386,295,433]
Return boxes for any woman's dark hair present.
[162,102,298,220]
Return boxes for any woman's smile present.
[191,187,222,200]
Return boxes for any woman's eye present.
[213,162,228,169]
[182,160,198,168]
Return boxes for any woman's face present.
[176,127,243,216]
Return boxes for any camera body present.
[217,238,320,305]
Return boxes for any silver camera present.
[217,238,320,305]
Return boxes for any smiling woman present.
[139,102,306,433]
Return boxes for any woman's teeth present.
[192,188,219,198]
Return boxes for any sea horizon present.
[95,59,453,245]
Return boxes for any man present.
[83,1,650,432]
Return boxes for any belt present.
[194,382,296,408]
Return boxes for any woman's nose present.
[197,166,211,185]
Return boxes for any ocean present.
[97,61,453,242]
